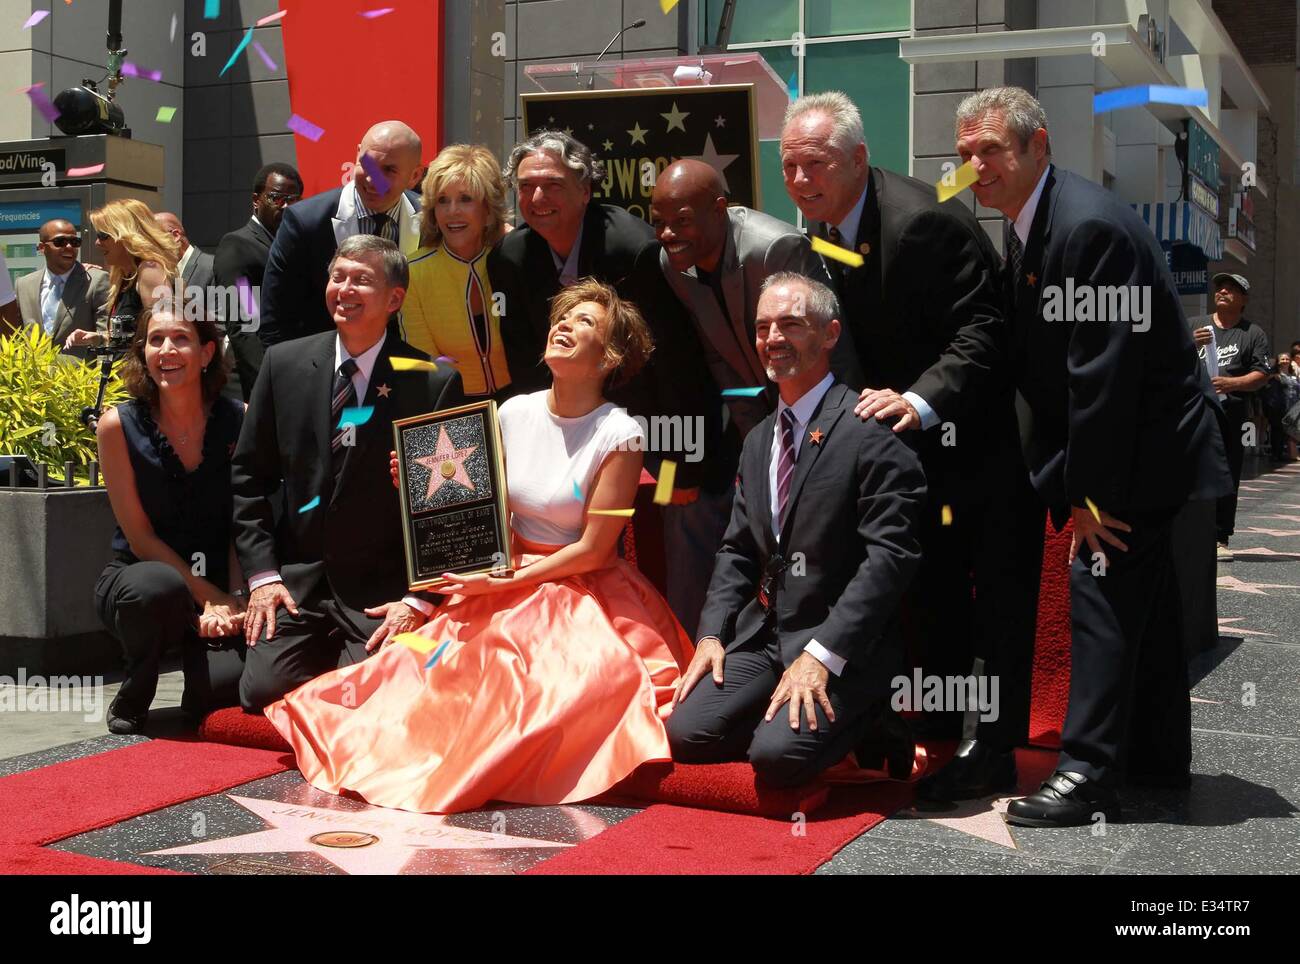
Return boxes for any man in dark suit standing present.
[14,218,110,358]
[233,235,465,712]
[781,92,1045,797]
[952,87,1232,825]
[213,162,304,401]
[155,212,215,293]
[667,272,925,786]
[259,121,424,349]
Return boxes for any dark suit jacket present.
[214,217,275,400]
[258,187,421,348]
[696,381,926,696]
[14,262,110,359]
[181,246,215,291]
[231,331,465,621]
[1008,166,1232,518]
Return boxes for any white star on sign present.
[686,133,740,191]
[145,795,570,875]
[602,139,613,151]
[660,101,690,132]
[627,122,647,145]
[714,114,726,127]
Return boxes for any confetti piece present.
[337,406,375,429]
[1093,85,1208,114]
[721,386,766,397]
[360,7,396,18]
[236,276,258,317]
[935,159,979,203]
[286,112,325,142]
[204,0,220,18]
[573,480,582,500]
[1084,497,1101,524]
[252,41,277,71]
[941,504,953,526]
[66,164,105,177]
[660,0,680,13]
[170,13,178,41]
[811,234,865,268]
[653,459,677,505]
[434,355,458,365]
[23,10,50,29]
[359,152,391,197]
[787,71,799,100]
[638,467,656,486]
[220,26,255,77]
[389,356,439,372]
[121,61,163,83]
[155,106,177,123]
[393,633,441,655]
[298,496,321,513]
[589,508,636,517]
[24,84,60,123]
[256,10,288,26]
[424,640,451,669]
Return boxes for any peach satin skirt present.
[264,541,694,814]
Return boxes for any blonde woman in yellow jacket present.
[402,144,512,398]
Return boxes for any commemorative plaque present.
[393,400,512,591]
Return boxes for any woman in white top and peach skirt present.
[265,279,693,814]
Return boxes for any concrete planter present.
[0,487,120,676]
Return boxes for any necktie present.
[368,212,395,243]
[1006,225,1024,285]
[827,224,845,249]
[41,275,64,336]
[775,407,798,532]
[330,358,360,472]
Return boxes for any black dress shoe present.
[854,706,915,780]
[107,705,147,735]
[915,740,1017,803]
[1004,770,1120,827]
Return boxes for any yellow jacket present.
[402,244,511,397]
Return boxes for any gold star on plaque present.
[627,122,647,145]
[661,102,690,132]
[376,383,391,398]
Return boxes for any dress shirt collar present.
[549,220,585,283]
[833,178,870,248]
[44,265,74,288]
[177,244,196,279]
[351,181,404,222]
[334,330,387,392]
[776,371,835,436]
[1012,163,1052,246]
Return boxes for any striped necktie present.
[1006,224,1024,283]
[775,407,798,532]
[368,212,395,244]
[330,358,360,469]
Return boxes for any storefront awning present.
[1131,201,1223,260]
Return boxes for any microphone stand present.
[587,19,646,89]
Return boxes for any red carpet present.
[1029,520,1073,747]
[0,846,180,875]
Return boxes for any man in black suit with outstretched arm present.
[666,272,926,787]
[233,235,464,712]
[952,87,1232,826]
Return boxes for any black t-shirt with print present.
[1196,317,1271,400]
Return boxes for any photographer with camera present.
[94,302,247,734]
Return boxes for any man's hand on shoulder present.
[854,387,920,432]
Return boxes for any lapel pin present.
[1026,272,1037,286]
[809,427,824,445]
[858,242,871,256]
[376,383,392,398]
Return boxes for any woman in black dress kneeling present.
[95,304,247,733]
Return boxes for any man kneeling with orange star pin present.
[666,272,928,787]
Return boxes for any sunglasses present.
[262,190,302,205]
[44,236,82,248]
[95,231,114,243]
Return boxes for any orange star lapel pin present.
[809,427,824,446]
[1026,272,1038,286]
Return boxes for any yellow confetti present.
[935,159,979,203]
[660,0,680,12]
[589,508,636,517]
[393,632,441,654]
[389,356,439,372]
[810,234,864,268]
[652,460,678,506]
[1084,497,1101,524]
[155,106,177,123]
[941,504,953,526]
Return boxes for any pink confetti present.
[286,113,324,142]
[236,276,259,318]
[23,83,60,123]
[360,7,395,18]
[255,10,287,26]
[67,164,105,177]
[359,152,391,196]
[23,10,50,29]
[434,355,458,365]
[252,41,277,70]
[121,61,163,83]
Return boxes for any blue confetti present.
[298,496,321,513]
[722,386,766,397]
[1093,85,1208,114]
[219,25,255,77]
[787,70,799,100]
[573,479,582,500]
[424,640,451,669]
[337,406,375,429]
[204,0,220,19]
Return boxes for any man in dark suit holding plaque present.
[233,235,464,712]
[667,273,926,787]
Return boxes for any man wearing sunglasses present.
[14,219,110,358]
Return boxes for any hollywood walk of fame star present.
[687,133,739,190]
[627,122,648,145]
[602,138,614,151]
[1216,575,1300,596]
[809,428,824,445]
[661,101,690,132]
[376,383,391,398]
[1218,617,1276,639]
[414,426,478,500]
[145,796,571,875]
[1232,547,1300,561]
[1191,696,1223,704]
[1261,514,1300,523]
[714,114,726,127]
[1243,527,1300,537]
[902,794,1020,849]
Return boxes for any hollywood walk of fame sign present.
[393,400,512,591]
[521,84,760,220]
